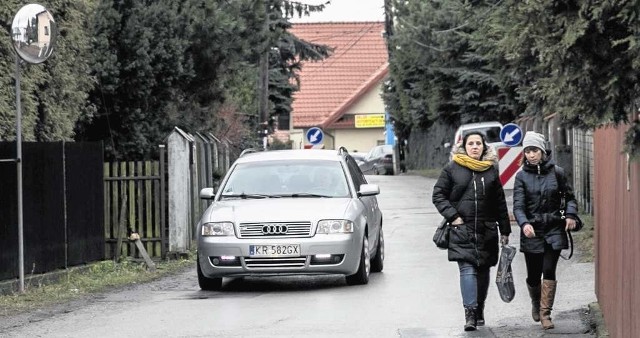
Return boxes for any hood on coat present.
[454,142,498,164]
[522,155,556,174]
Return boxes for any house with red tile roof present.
[274,21,391,153]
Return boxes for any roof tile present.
[290,22,389,128]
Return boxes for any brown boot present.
[527,283,541,322]
[540,279,557,329]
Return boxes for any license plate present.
[249,244,300,257]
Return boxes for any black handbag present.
[555,166,583,260]
[432,218,449,249]
[558,194,583,232]
[559,194,583,260]
[432,175,475,250]
[555,165,582,231]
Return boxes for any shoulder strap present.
[554,165,574,260]
[553,165,564,192]
[447,171,476,216]
[455,172,476,207]
[561,231,574,260]
[554,165,567,210]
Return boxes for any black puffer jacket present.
[432,160,511,267]
[513,159,578,253]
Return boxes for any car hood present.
[200,198,354,224]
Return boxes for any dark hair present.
[462,131,488,158]
[519,147,549,166]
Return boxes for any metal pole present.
[15,55,24,293]
[259,0,270,150]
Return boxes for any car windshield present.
[463,126,502,143]
[220,160,350,198]
[366,145,392,159]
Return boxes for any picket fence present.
[103,128,234,260]
[103,159,166,259]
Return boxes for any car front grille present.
[244,257,307,269]
[239,222,312,238]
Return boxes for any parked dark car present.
[350,152,366,166]
[359,145,394,175]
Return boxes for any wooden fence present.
[103,158,166,260]
[593,124,640,338]
[103,132,235,260]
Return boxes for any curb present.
[588,302,609,337]
[0,265,94,295]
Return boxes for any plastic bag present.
[495,244,517,303]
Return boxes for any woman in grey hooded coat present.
[513,131,579,330]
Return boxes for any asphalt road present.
[0,174,596,337]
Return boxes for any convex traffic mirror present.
[11,3,57,64]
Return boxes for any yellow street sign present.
[355,114,385,128]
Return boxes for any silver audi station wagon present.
[196,148,384,290]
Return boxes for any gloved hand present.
[500,235,509,246]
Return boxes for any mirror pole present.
[15,55,24,293]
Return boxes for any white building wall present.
[344,82,386,115]
[334,128,385,153]
[292,81,387,152]
[332,82,386,152]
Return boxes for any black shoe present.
[464,306,477,331]
[476,302,485,326]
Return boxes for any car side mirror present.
[358,184,380,197]
[199,188,215,200]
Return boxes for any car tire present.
[197,256,223,291]
[345,234,370,285]
[370,227,384,273]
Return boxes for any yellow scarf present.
[453,154,493,172]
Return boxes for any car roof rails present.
[337,146,349,156]
[239,148,260,157]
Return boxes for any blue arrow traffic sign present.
[500,123,523,147]
[306,127,324,145]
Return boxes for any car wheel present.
[370,227,384,273]
[345,234,370,285]
[197,256,223,291]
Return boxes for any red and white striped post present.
[497,146,523,189]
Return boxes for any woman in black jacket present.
[432,132,511,331]
[513,131,578,330]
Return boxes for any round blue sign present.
[500,123,523,147]
[306,127,324,145]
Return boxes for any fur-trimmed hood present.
[454,143,499,164]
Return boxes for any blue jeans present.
[457,261,491,307]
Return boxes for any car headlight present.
[317,220,354,234]
[201,222,235,236]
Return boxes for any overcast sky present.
[289,0,385,23]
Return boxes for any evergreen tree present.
[384,0,518,139]
[386,0,640,156]
[490,1,640,128]
[267,0,331,130]
[77,0,264,160]
[76,0,330,160]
